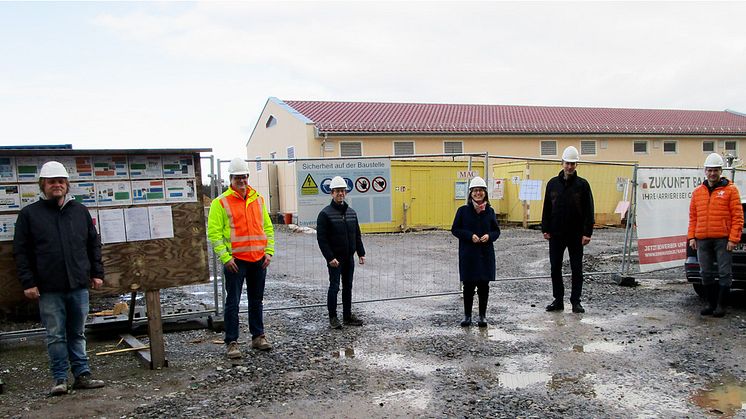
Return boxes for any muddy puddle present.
[571,341,625,353]
[497,353,551,389]
[691,376,746,418]
[348,349,441,376]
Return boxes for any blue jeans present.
[224,258,266,343]
[549,234,584,304]
[327,255,355,318]
[38,288,90,381]
[697,238,733,287]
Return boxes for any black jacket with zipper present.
[316,200,365,263]
[541,170,595,238]
[13,196,104,292]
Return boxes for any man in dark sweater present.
[13,161,105,396]
[541,146,595,314]
[316,176,366,329]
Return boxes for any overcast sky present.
[1,1,745,162]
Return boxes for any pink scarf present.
[473,201,486,214]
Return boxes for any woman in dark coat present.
[451,176,501,327]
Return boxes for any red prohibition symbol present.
[372,176,387,192]
[355,177,370,193]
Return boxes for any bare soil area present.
[2,227,746,418]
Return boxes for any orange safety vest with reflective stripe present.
[208,186,275,263]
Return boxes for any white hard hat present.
[330,176,347,190]
[227,157,250,175]
[704,153,724,168]
[561,146,580,162]
[39,161,69,178]
[469,176,487,189]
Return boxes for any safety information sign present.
[295,159,392,227]
[301,174,319,195]
[0,214,17,241]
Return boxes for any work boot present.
[226,341,242,359]
[700,284,718,316]
[251,335,273,351]
[329,316,343,329]
[545,300,564,312]
[460,316,472,327]
[343,314,364,326]
[713,286,730,318]
[72,373,105,390]
[571,303,585,314]
[49,379,68,396]
[477,315,488,328]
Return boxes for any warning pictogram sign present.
[355,177,370,193]
[372,176,387,192]
[301,174,319,195]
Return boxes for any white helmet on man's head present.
[561,146,580,163]
[469,176,487,190]
[39,161,69,178]
[228,157,250,176]
[704,153,724,168]
[330,176,347,190]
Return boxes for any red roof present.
[282,100,746,135]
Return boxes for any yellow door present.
[411,169,436,227]
[506,169,525,222]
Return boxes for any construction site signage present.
[0,154,196,241]
[518,179,543,201]
[636,168,704,271]
[493,179,505,200]
[301,174,319,195]
[295,159,392,227]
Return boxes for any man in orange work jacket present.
[208,157,275,358]
[688,153,744,318]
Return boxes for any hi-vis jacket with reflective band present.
[688,178,744,243]
[208,186,275,263]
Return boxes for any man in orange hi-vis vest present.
[208,157,275,359]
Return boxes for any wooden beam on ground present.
[96,345,150,356]
[145,289,167,369]
[120,333,153,368]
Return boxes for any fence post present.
[483,151,490,195]
[620,164,639,275]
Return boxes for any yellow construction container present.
[491,161,634,226]
[359,159,632,233]
[361,160,485,233]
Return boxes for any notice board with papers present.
[0,148,211,308]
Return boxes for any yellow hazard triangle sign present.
[301,174,319,195]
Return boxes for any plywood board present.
[0,151,210,309]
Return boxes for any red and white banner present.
[635,168,704,272]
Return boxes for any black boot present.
[460,316,472,327]
[700,283,718,316]
[477,315,487,327]
[546,299,564,312]
[477,288,488,327]
[713,286,730,318]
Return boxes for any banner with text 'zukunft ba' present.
[636,168,704,272]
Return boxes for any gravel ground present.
[2,227,746,418]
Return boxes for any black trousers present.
[549,234,584,304]
[327,256,355,318]
[463,281,489,316]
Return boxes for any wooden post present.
[145,289,167,369]
[522,200,529,228]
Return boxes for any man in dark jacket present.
[541,146,595,314]
[316,176,366,329]
[13,161,105,396]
